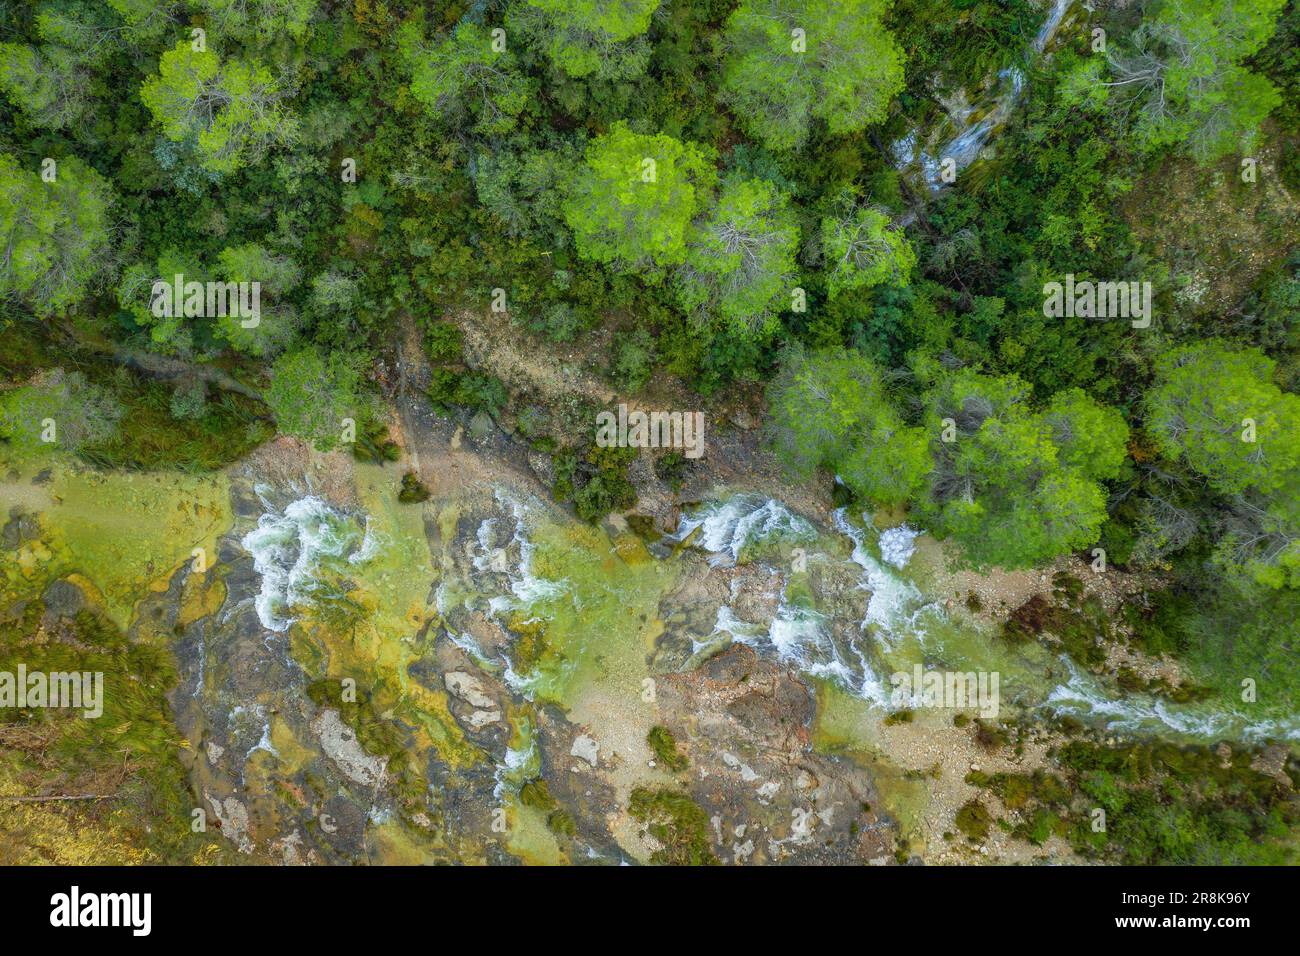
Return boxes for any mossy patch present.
[646,725,688,772]
[0,463,232,630]
[300,465,478,771]
[628,787,718,865]
[1001,590,1108,669]
[954,799,991,843]
[506,515,678,711]
[0,602,227,863]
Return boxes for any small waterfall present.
[472,489,567,619]
[672,493,815,566]
[894,0,1077,192]
[677,498,917,705]
[879,524,922,570]
[493,720,539,801]
[240,494,373,632]
[1045,659,1300,743]
[832,509,933,646]
[680,494,1300,743]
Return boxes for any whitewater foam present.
[474,491,568,618]
[674,495,814,566]
[1045,658,1300,742]
[241,495,371,632]
[878,524,921,569]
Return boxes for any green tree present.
[563,122,717,275]
[213,243,302,357]
[115,248,205,352]
[1145,342,1300,496]
[767,347,930,508]
[678,177,799,331]
[821,202,915,299]
[1071,0,1286,163]
[472,143,579,242]
[921,368,1129,569]
[308,270,361,320]
[1145,341,1300,590]
[34,1,122,57]
[265,347,363,451]
[1043,387,1130,482]
[519,0,660,79]
[0,368,122,454]
[0,152,115,316]
[1213,492,1300,590]
[720,0,904,151]
[106,0,183,42]
[0,42,91,130]
[193,0,317,42]
[140,41,297,175]
[398,21,530,136]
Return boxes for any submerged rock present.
[40,577,85,620]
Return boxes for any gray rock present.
[527,450,556,487]
[311,708,387,787]
[444,671,496,709]
[466,709,501,729]
[570,734,599,767]
[468,411,496,441]
[41,578,86,620]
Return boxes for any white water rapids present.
[240,488,1300,744]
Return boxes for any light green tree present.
[265,347,363,451]
[563,122,717,275]
[140,42,297,175]
[768,347,930,508]
[0,152,115,316]
[0,368,122,454]
[0,2,131,130]
[720,0,904,151]
[821,202,915,299]
[678,177,799,330]
[1068,0,1286,163]
[1145,341,1300,496]
[518,0,660,78]
[398,21,530,136]
[1043,387,1131,482]
[921,368,1129,569]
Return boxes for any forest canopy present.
[1,0,1297,707]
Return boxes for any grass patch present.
[646,725,688,772]
[628,787,718,865]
